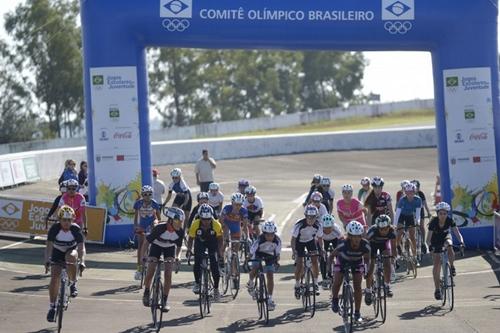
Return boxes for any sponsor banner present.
[10,159,27,184]
[0,161,15,187]
[90,66,141,225]
[0,196,106,243]
[443,67,498,228]
[23,157,40,182]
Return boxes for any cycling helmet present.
[435,202,451,212]
[197,192,209,202]
[311,191,323,202]
[152,168,159,177]
[58,205,75,220]
[198,204,214,219]
[320,177,331,186]
[170,168,182,177]
[400,179,411,188]
[360,177,370,186]
[231,192,245,204]
[166,207,185,221]
[304,204,319,217]
[238,179,249,187]
[59,180,68,193]
[312,174,323,184]
[346,221,364,236]
[404,183,416,193]
[342,184,353,192]
[262,220,277,234]
[209,182,220,191]
[245,185,257,195]
[411,179,421,189]
[371,176,384,187]
[321,214,335,228]
[141,185,153,194]
[66,179,79,188]
[375,214,391,228]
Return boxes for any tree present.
[4,0,83,138]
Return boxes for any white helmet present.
[141,185,153,194]
[360,177,370,186]
[245,185,257,195]
[231,192,245,204]
[435,202,451,212]
[375,214,391,228]
[404,183,416,193]
[321,214,335,228]
[170,168,182,177]
[311,191,323,202]
[304,204,319,217]
[198,204,214,219]
[371,176,384,187]
[342,184,353,192]
[66,179,79,188]
[346,221,364,236]
[400,179,411,188]
[262,221,277,234]
[320,177,331,186]
[209,182,220,191]
[166,207,185,221]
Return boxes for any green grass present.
[219,109,435,137]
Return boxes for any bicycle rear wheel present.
[341,284,354,333]
[230,254,240,299]
[379,274,387,323]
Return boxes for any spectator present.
[152,168,166,207]
[58,159,78,185]
[194,149,216,192]
[78,161,88,201]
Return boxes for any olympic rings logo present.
[384,21,412,35]
[162,19,190,32]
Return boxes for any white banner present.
[443,67,498,228]
[90,66,142,225]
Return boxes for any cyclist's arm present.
[387,201,395,222]
[291,237,297,255]
[175,244,182,260]
[415,206,421,224]
[77,242,86,265]
[390,238,397,258]
[426,230,433,247]
[217,236,224,259]
[163,192,172,206]
[423,200,431,217]
[82,204,87,230]
[394,207,401,226]
[46,196,62,221]
[155,208,161,222]
[45,241,53,264]
[242,217,249,238]
[186,237,194,254]
[451,226,464,245]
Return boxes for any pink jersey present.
[336,198,366,226]
[59,193,86,226]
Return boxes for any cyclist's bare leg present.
[366,259,375,289]
[353,272,363,312]
[249,267,258,281]
[266,272,274,296]
[447,244,456,267]
[231,239,240,275]
[383,254,392,285]
[163,259,174,297]
[65,250,78,282]
[143,258,157,290]
[409,227,417,257]
[419,221,426,248]
[396,228,404,255]
[49,265,62,303]
[311,256,320,279]
[183,210,190,229]
[137,234,145,267]
[331,271,343,299]
[294,258,304,282]
[432,253,441,289]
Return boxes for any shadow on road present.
[91,284,141,296]
[333,317,382,332]
[11,284,48,293]
[399,305,446,320]
[119,313,201,333]
[27,329,57,333]
[12,274,49,281]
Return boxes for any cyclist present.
[45,181,67,227]
[396,180,411,203]
[243,185,264,238]
[412,179,432,255]
[142,207,185,312]
[164,168,192,227]
[426,202,464,300]
[238,179,250,195]
[331,221,371,324]
[247,220,281,311]
[337,184,366,228]
[291,205,324,298]
[208,182,224,215]
[364,215,397,305]
[358,177,371,204]
[364,177,394,226]
[318,177,334,213]
[220,192,249,288]
[44,205,86,322]
[309,191,328,217]
[319,214,344,290]
[133,185,161,280]
[188,192,218,231]
[58,179,87,234]
[395,182,422,263]
[303,174,322,206]
[186,204,224,300]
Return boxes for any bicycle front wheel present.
[259,274,269,324]
[342,284,354,333]
[379,275,387,323]
[199,270,206,318]
[304,268,316,317]
[446,263,454,311]
[230,254,240,299]
[372,275,380,318]
[56,281,66,333]
[154,281,164,332]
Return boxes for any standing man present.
[195,149,217,192]
[152,168,166,208]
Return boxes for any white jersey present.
[250,234,282,258]
[322,223,344,241]
[317,203,328,217]
[153,178,166,205]
[292,219,324,243]
[243,196,264,213]
[208,191,224,207]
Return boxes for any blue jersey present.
[397,196,422,216]
[134,199,161,229]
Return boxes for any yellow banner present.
[0,196,106,243]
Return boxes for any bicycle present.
[322,242,336,290]
[371,252,392,323]
[223,239,242,299]
[247,259,271,324]
[439,244,464,311]
[239,233,252,273]
[398,226,417,278]
[299,251,319,318]
[149,258,166,332]
[189,251,214,318]
[339,265,355,333]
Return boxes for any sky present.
[0,1,490,109]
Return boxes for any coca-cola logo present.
[113,131,132,139]
[469,132,488,141]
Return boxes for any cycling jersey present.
[168,179,190,194]
[133,199,161,230]
[59,193,86,226]
[208,191,224,208]
[428,216,455,246]
[397,196,422,216]
[358,188,369,204]
[322,223,344,241]
[146,222,184,248]
[221,204,248,236]
[48,223,84,262]
[366,191,392,223]
[337,198,366,225]
[396,190,404,203]
[417,190,427,217]
[250,234,282,259]
[292,218,323,243]
[335,239,371,265]
[314,203,328,217]
[366,225,396,244]
[188,218,223,243]
[243,196,264,214]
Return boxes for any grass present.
[219,109,435,137]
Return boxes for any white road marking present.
[0,239,30,250]
[276,192,307,237]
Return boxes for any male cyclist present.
[58,179,87,234]
[208,182,224,215]
[142,207,185,312]
[243,185,264,238]
[133,185,161,280]
[395,183,422,264]
[426,202,464,300]
[164,168,192,226]
[44,206,86,322]
[291,205,324,298]
[319,214,344,290]
[237,179,250,195]
[186,204,224,300]
[365,215,397,305]
[247,220,281,311]
[412,179,432,255]
[331,221,371,324]
[364,177,394,226]
[358,177,371,204]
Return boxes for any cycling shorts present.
[334,258,364,274]
[249,257,277,273]
[430,237,453,254]
[149,243,176,259]
[51,247,76,263]
[224,220,241,238]
[398,214,416,228]
[248,211,263,223]
[369,240,392,259]
[295,239,318,258]
[174,194,192,211]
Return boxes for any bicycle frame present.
[339,265,354,333]
[248,259,270,324]
[150,258,165,332]
[300,252,319,318]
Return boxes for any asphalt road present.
[1,148,499,333]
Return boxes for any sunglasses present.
[67,187,77,191]
[142,193,152,196]
[61,218,72,223]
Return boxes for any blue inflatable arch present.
[81,0,499,247]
